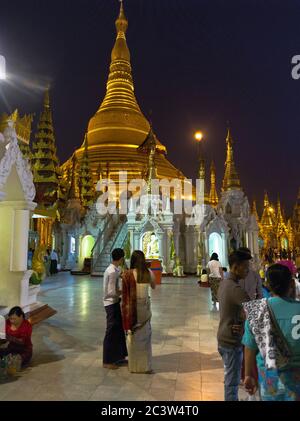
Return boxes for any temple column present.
[157,232,165,272]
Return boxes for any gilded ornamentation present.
[0,121,36,202]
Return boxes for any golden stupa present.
[62,1,185,191]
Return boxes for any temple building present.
[60,1,186,197]
[1,2,263,274]
[254,191,295,261]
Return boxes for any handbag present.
[266,300,293,367]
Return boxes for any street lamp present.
[0,55,6,80]
[194,131,203,160]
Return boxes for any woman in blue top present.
[242,264,300,401]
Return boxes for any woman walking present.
[122,250,156,373]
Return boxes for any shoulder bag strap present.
[267,299,293,358]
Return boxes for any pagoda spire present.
[222,127,241,192]
[209,161,218,207]
[146,128,158,194]
[263,191,270,207]
[68,155,79,200]
[87,0,152,149]
[276,196,285,225]
[261,191,275,228]
[197,150,209,205]
[251,199,259,222]
[31,87,60,206]
[79,134,95,208]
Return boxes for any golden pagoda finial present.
[209,161,218,207]
[116,0,127,37]
[146,127,158,194]
[263,191,270,207]
[222,126,241,192]
[277,195,284,224]
[44,85,50,109]
[86,0,153,151]
[252,199,259,221]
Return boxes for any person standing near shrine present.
[102,248,127,369]
[50,249,58,275]
[217,250,251,401]
[207,253,223,306]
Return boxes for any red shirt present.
[6,319,32,362]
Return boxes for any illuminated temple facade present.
[3,2,298,274]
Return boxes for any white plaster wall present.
[0,206,23,307]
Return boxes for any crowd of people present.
[200,248,300,401]
[2,241,300,402]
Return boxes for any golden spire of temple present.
[79,135,95,208]
[44,86,50,109]
[68,155,79,200]
[209,161,218,207]
[146,128,158,194]
[197,157,209,204]
[263,191,269,207]
[222,127,241,191]
[87,0,152,148]
[252,199,259,222]
[277,196,284,224]
[261,191,275,228]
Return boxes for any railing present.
[91,213,120,273]
[91,213,114,273]
[112,222,128,251]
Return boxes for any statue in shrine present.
[173,255,184,277]
[30,245,47,285]
[146,232,160,259]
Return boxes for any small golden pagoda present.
[79,135,95,208]
[31,88,60,248]
[222,127,242,192]
[259,192,276,249]
[61,1,185,195]
[209,161,218,207]
[292,187,300,249]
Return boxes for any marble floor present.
[0,273,247,401]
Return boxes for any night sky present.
[1,0,300,215]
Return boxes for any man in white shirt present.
[50,249,58,275]
[103,248,127,369]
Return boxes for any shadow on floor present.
[152,351,222,373]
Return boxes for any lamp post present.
[194,131,203,162]
[0,55,6,80]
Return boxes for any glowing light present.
[194,131,203,142]
[0,55,6,80]
[82,235,95,259]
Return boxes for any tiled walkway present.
[0,273,247,401]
